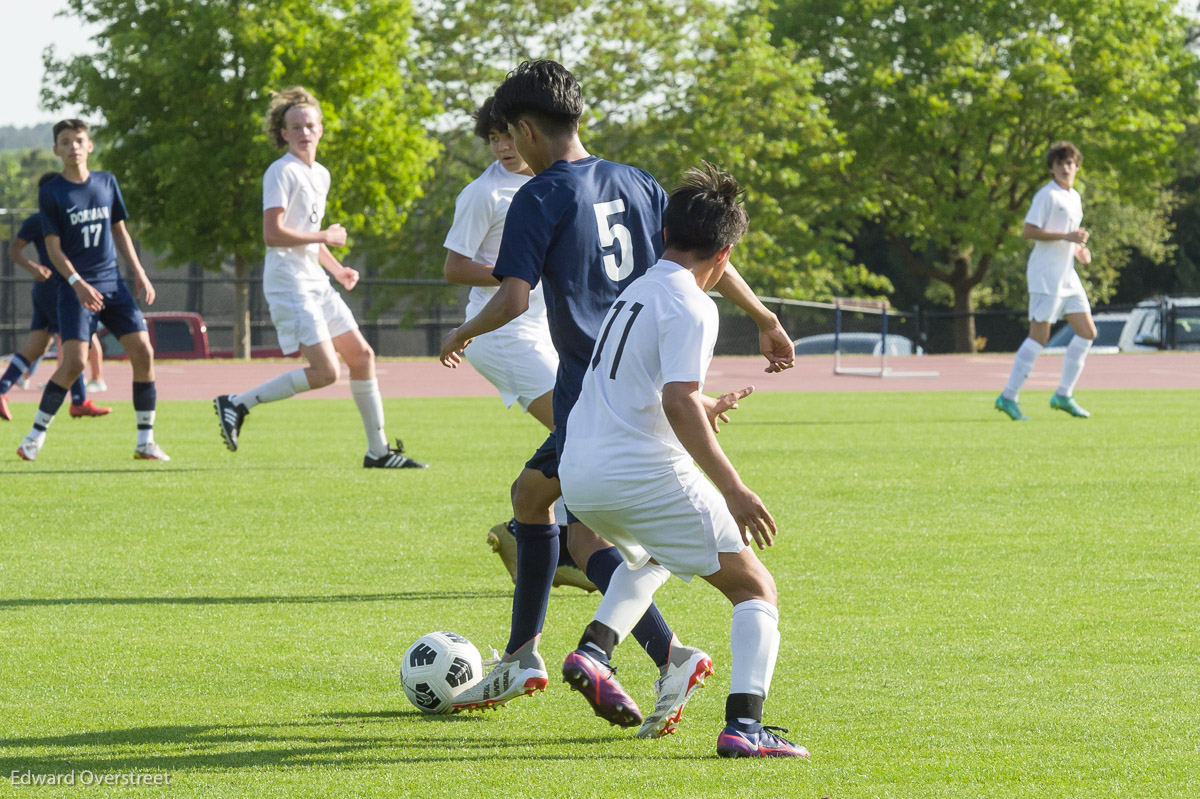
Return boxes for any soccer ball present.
[401,631,484,714]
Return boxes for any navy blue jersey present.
[38,171,128,290]
[493,156,666,425]
[16,213,53,270]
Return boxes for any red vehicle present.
[98,312,210,359]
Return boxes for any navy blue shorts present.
[524,428,579,524]
[57,279,147,343]
[29,279,60,334]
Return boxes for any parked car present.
[1044,296,1200,353]
[793,332,923,356]
[97,312,210,359]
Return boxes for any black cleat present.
[364,439,427,469]
[214,395,248,452]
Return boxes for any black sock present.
[505,521,558,655]
[578,620,618,662]
[725,693,764,726]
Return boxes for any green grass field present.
[1,389,1197,798]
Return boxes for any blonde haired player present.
[214,87,425,468]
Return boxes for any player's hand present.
[758,324,795,373]
[323,223,347,248]
[73,278,104,311]
[32,265,53,282]
[724,486,777,549]
[134,271,156,305]
[1066,228,1089,245]
[706,385,754,433]
[439,327,472,367]
[337,266,359,291]
[1074,244,1092,265]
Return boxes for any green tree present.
[774,0,1200,350]
[389,0,877,312]
[0,149,62,211]
[43,0,439,357]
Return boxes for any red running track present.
[6,352,1198,404]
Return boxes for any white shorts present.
[464,327,557,410]
[569,472,745,581]
[266,285,359,355]
[1029,292,1090,324]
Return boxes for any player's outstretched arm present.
[663,380,776,549]
[7,238,53,282]
[701,385,755,434]
[46,235,103,311]
[439,277,531,367]
[113,219,155,305]
[711,264,794,373]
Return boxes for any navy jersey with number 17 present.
[492,156,667,426]
[38,171,128,291]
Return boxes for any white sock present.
[1057,336,1093,396]
[730,599,780,697]
[232,369,310,411]
[1002,338,1043,401]
[592,561,671,642]
[136,410,155,446]
[350,378,389,457]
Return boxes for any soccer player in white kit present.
[443,98,592,591]
[559,164,808,757]
[214,87,426,468]
[996,141,1097,421]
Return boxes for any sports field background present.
[1,382,1197,797]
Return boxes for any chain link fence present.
[0,212,1170,357]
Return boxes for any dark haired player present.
[17,120,166,461]
[560,164,807,756]
[440,61,794,726]
[1,173,110,422]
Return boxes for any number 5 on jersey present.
[594,200,635,281]
[592,300,644,379]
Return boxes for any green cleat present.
[1050,393,1090,418]
[995,395,1030,421]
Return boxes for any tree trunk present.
[952,283,977,353]
[233,254,251,360]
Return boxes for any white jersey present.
[1025,179,1084,297]
[561,259,718,510]
[443,160,549,329]
[262,152,333,295]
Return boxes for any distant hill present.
[0,124,54,151]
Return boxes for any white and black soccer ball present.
[401,631,484,714]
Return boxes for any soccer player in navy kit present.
[440,62,795,730]
[1,173,110,423]
[16,120,167,462]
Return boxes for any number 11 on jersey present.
[592,300,644,379]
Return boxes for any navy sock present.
[37,381,69,423]
[0,354,30,395]
[506,521,559,655]
[586,546,674,668]
[132,381,156,412]
[70,375,87,406]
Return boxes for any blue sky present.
[2,0,99,127]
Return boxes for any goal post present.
[833,297,939,378]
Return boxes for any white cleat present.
[134,442,171,461]
[451,636,549,712]
[637,638,714,739]
[16,439,40,461]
